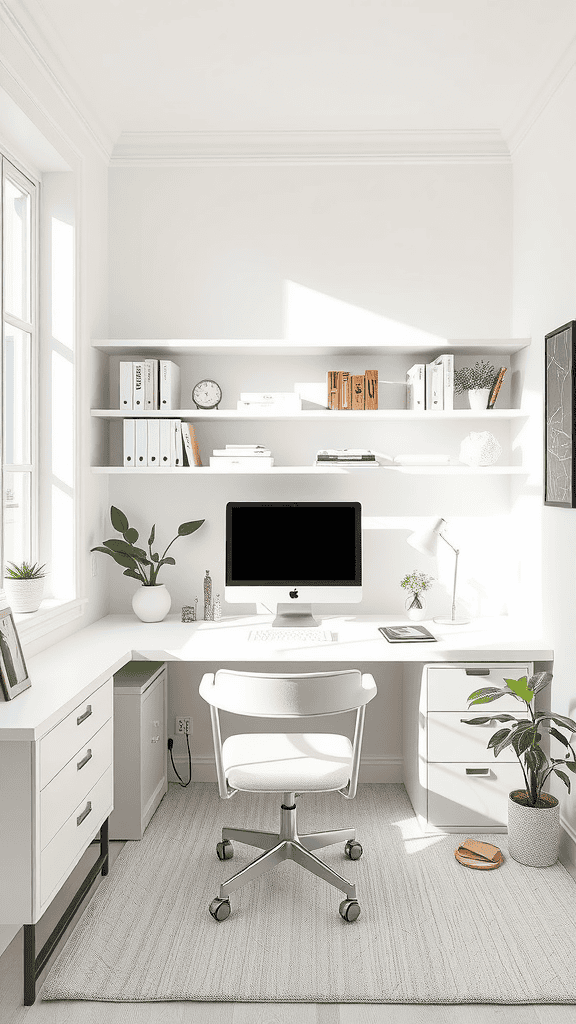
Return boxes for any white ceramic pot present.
[467,388,491,410]
[4,576,45,613]
[507,789,560,867]
[405,594,427,621]
[131,584,171,622]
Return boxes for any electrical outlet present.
[175,716,191,735]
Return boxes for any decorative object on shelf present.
[400,570,434,621]
[326,370,379,410]
[462,671,576,866]
[0,604,31,700]
[213,594,222,621]
[210,444,274,468]
[91,506,205,622]
[315,448,380,468]
[454,360,496,410]
[181,604,197,622]
[407,518,469,625]
[459,431,502,467]
[487,367,507,408]
[192,379,222,410]
[544,321,576,507]
[203,570,213,620]
[3,561,47,613]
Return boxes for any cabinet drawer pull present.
[465,767,490,776]
[77,704,92,725]
[77,749,92,771]
[465,668,490,676]
[76,800,92,826]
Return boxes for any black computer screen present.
[226,502,361,586]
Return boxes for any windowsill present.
[13,597,88,645]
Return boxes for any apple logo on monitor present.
[289,588,298,599]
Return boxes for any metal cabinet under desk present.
[109,661,168,840]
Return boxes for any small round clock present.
[192,379,222,410]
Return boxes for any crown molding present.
[504,32,576,154]
[110,129,511,167]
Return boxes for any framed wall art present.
[544,321,576,508]
[0,605,31,699]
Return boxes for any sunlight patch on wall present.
[51,217,74,350]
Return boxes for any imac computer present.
[225,501,362,627]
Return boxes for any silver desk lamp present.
[407,517,469,625]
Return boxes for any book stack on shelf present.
[119,359,180,410]
[209,444,274,468]
[326,371,378,410]
[314,448,381,468]
[123,420,201,468]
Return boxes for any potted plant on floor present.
[462,672,576,866]
[454,360,497,410]
[400,570,434,620]
[3,561,47,613]
[92,506,205,622]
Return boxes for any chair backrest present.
[199,668,377,718]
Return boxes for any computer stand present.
[272,604,321,628]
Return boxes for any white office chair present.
[199,668,377,922]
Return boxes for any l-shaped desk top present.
[0,613,553,741]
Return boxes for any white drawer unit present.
[109,661,167,840]
[403,661,533,833]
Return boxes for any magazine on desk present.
[379,624,437,643]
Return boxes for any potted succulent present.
[92,506,205,622]
[454,360,497,410]
[3,561,47,613]
[462,672,576,866]
[400,570,434,620]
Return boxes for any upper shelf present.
[91,408,526,420]
[92,338,531,357]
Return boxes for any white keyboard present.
[248,628,334,643]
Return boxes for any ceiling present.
[13,0,576,149]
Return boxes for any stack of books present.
[326,371,378,410]
[119,359,180,411]
[315,448,380,468]
[209,444,274,468]
[407,354,453,411]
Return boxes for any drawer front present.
[40,679,113,789]
[40,766,113,908]
[141,674,166,815]
[427,712,519,763]
[427,664,531,712]
[428,762,520,827]
[40,719,113,850]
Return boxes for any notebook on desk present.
[379,624,437,643]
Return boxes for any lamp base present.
[434,616,470,625]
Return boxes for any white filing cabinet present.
[109,661,168,840]
[403,661,532,833]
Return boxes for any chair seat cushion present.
[222,733,353,792]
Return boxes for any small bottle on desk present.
[204,570,213,620]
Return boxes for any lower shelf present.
[92,465,528,475]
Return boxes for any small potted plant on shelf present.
[400,570,434,620]
[454,360,497,410]
[3,561,47,613]
[462,672,576,866]
[92,506,205,622]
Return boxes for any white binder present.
[432,354,454,411]
[171,419,183,467]
[406,364,425,410]
[425,361,443,410]
[144,359,159,410]
[119,362,133,410]
[135,419,147,467]
[147,419,160,466]
[159,361,181,409]
[133,362,145,410]
[159,419,172,467]
[123,419,135,467]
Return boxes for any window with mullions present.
[2,158,38,572]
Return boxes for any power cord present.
[167,734,192,787]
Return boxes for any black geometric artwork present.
[544,321,576,508]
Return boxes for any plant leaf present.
[123,568,143,580]
[516,728,536,755]
[124,528,139,544]
[504,676,534,703]
[554,769,571,792]
[103,539,149,561]
[157,557,176,567]
[461,716,495,726]
[539,714,576,734]
[487,727,512,749]
[110,506,129,533]
[108,551,140,570]
[177,519,205,536]
[468,691,510,706]
[528,671,552,694]
[550,727,570,748]
[152,553,159,561]
[148,525,156,547]
[564,761,576,773]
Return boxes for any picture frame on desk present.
[544,321,576,508]
[0,605,31,700]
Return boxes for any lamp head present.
[407,517,446,556]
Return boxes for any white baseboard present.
[169,756,403,786]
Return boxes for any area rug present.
[42,783,576,1003]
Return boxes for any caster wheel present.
[339,899,361,922]
[209,897,231,921]
[345,840,363,860]
[216,840,234,861]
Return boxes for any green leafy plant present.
[462,672,576,807]
[454,360,496,394]
[91,506,205,587]
[4,561,47,580]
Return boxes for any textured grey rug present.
[42,783,576,1003]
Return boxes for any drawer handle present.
[77,749,92,771]
[465,767,490,776]
[76,801,92,826]
[77,705,93,725]
[465,668,490,676]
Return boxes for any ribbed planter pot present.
[467,388,491,410]
[507,789,560,867]
[131,584,171,622]
[4,577,45,613]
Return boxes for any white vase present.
[4,577,45,613]
[131,584,171,622]
[467,388,491,410]
[405,594,427,621]
[507,790,560,866]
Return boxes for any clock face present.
[193,379,222,409]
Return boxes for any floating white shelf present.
[91,465,527,476]
[92,338,530,357]
[91,408,526,420]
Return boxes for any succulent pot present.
[131,583,171,623]
[4,576,45,613]
[405,593,427,621]
[467,387,491,410]
[507,789,560,867]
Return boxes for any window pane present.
[3,472,31,566]
[3,324,31,465]
[4,176,31,322]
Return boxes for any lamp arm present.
[439,532,460,623]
